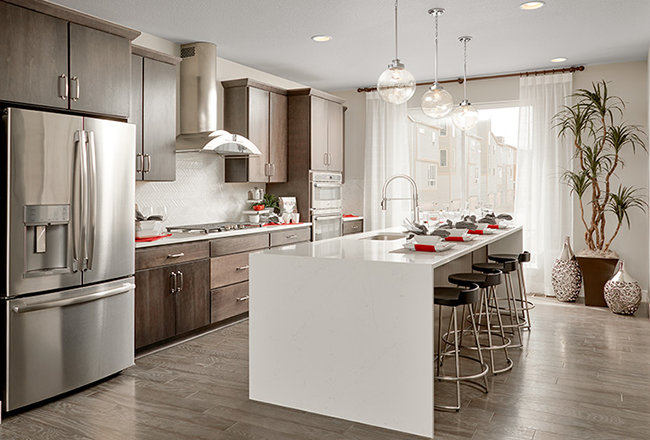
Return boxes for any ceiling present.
[48,0,650,92]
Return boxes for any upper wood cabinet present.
[288,89,346,173]
[222,79,288,183]
[0,1,138,118]
[131,46,181,181]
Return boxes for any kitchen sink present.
[361,233,406,241]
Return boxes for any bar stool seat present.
[473,260,517,274]
[448,272,501,288]
[434,284,488,411]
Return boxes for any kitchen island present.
[249,226,522,438]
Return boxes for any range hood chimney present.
[176,42,260,155]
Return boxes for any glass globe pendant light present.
[421,8,453,118]
[377,0,416,104]
[451,36,479,131]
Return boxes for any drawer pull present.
[167,253,185,259]
[236,265,249,271]
[286,234,298,239]
[236,295,250,302]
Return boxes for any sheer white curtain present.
[364,92,412,231]
[514,73,573,296]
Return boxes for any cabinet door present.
[69,23,130,118]
[143,58,176,181]
[269,92,288,182]
[175,259,210,335]
[310,96,329,171]
[135,267,176,349]
[328,101,344,172]
[130,55,144,180]
[0,2,68,109]
[247,87,270,182]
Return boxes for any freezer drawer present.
[4,278,135,412]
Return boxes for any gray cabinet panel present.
[328,101,344,172]
[247,87,270,182]
[0,2,68,109]
[69,23,130,118]
[143,57,176,181]
[270,92,288,182]
[130,54,144,180]
[310,96,329,171]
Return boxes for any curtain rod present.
[356,65,585,93]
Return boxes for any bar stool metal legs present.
[434,285,489,412]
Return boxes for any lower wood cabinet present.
[211,282,250,324]
[343,219,364,236]
[135,246,210,350]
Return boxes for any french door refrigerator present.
[2,108,136,412]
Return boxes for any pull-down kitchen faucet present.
[380,174,420,223]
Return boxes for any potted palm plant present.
[554,80,647,306]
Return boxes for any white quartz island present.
[249,226,522,438]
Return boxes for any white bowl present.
[449,229,469,236]
[414,235,441,245]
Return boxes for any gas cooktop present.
[166,222,262,234]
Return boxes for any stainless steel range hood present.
[176,42,260,155]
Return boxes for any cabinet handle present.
[167,253,185,259]
[70,76,80,101]
[144,154,151,173]
[270,163,275,177]
[323,153,328,166]
[58,74,68,99]
[236,295,249,302]
[178,271,184,292]
[286,234,298,239]
[170,271,177,293]
[236,265,249,271]
[136,153,143,173]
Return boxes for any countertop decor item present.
[554,80,647,305]
[261,193,280,214]
[603,261,642,315]
[451,36,479,131]
[376,0,416,104]
[551,236,582,302]
[421,8,453,118]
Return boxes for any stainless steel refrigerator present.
[2,108,136,412]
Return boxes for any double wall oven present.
[310,171,342,241]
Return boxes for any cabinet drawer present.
[270,227,311,247]
[343,219,363,235]
[211,252,251,289]
[211,282,249,324]
[136,241,210,270]
[210,233,269,257]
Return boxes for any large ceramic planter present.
[576,256,619,307]
[604,261,642,315]
[551,236,582,302]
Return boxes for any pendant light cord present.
[462,38,468,100]
[394,0,399,61]
[434,12,439,83]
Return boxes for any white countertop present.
[259,225,522,268]
[135,222,312,249]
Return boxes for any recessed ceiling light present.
[551,57,567,63]
[311,35,332,42]
[519,1,545,10]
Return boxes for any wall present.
[333,60,649,291]
[132,33,305,226]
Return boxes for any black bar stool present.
[472,259,523,348]
[434,283,488,411]
[447,272,513,374]
[489,252,534,330]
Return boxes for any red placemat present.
[136,233,172,243]
[468,229,484,235]
[414,244,437,252]
[487,224,500,229]
[445,236,466,242]
[263,222,304,227]
[343,215,359,218]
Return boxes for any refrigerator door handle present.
[80,130,89,270]
[72,130,86,272]
[87,131,97,271]
[11,283,136,314]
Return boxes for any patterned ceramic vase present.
[604,261,642,315]
[551,236,582,301]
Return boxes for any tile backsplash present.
[342,178,363,216]
[136,152,256,226]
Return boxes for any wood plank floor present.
[1,297,649,439]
